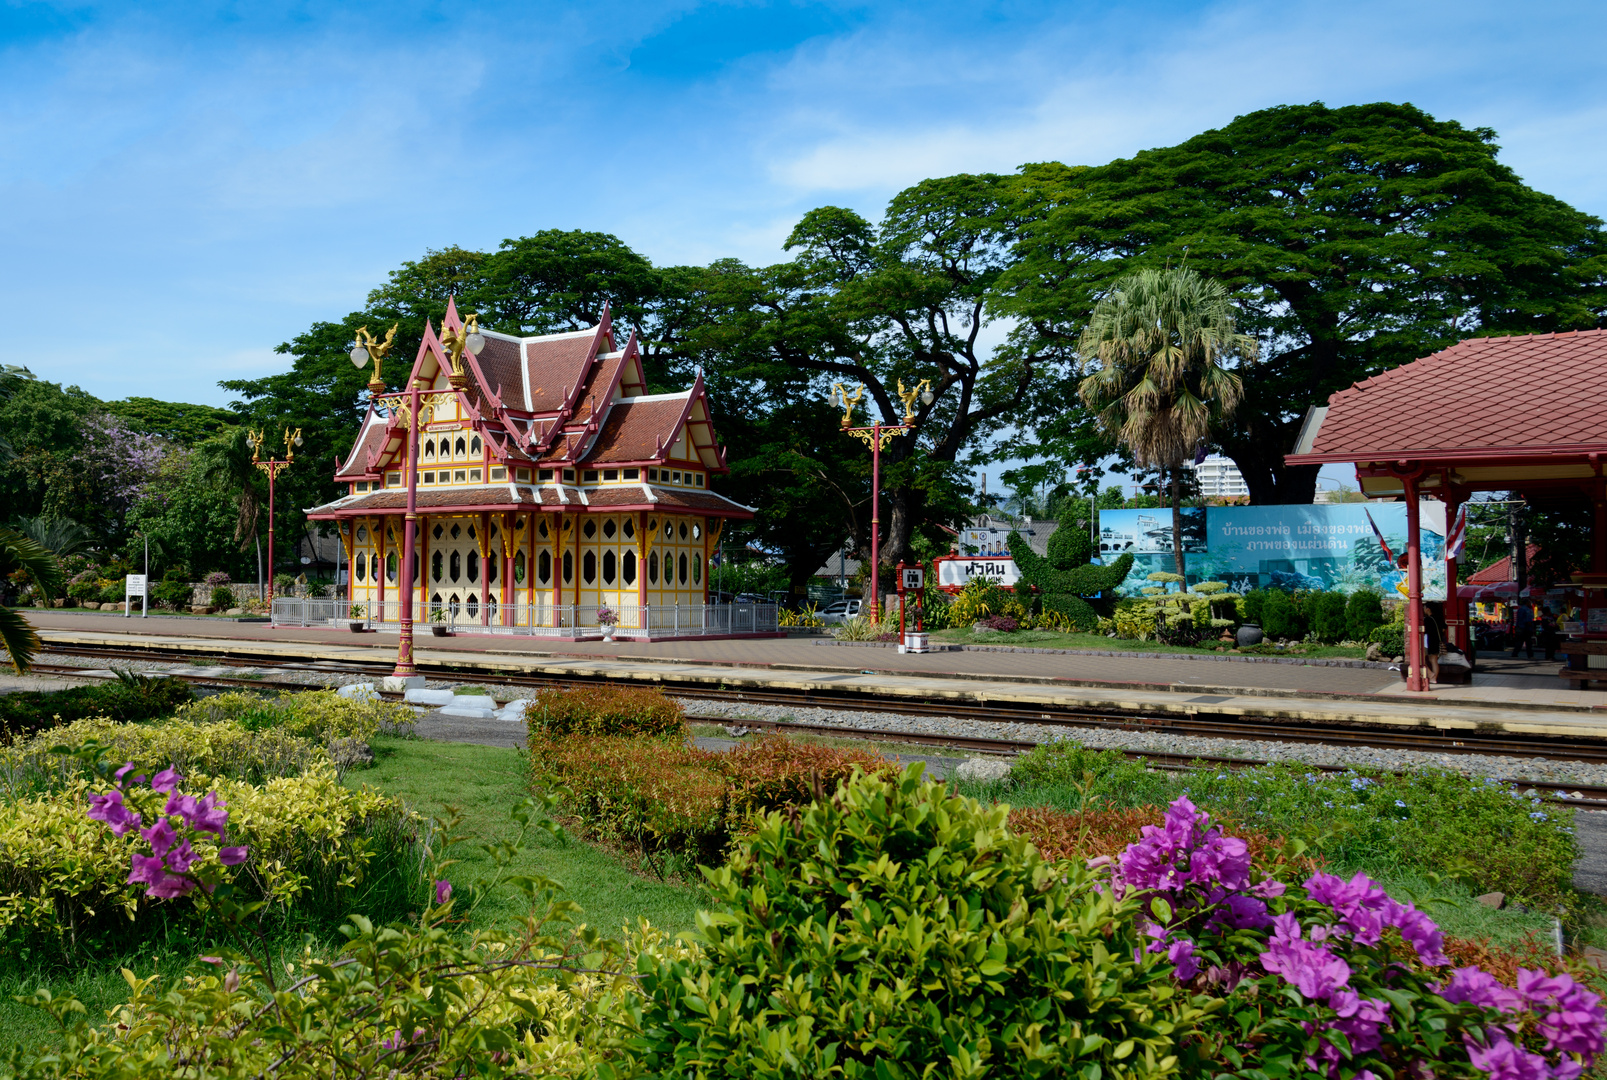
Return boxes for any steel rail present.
[32,643,1607,770]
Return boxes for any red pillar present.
[502,513,514,626]
[1595,477,1607,575]
[1405,476,1426,691]
[479,511,491,626]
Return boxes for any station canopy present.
[1287,329,1607,503]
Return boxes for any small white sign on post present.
[901,567,924,591]
[124,574,148,618]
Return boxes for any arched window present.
[648,551,659,584]
[513,551,526,584]
[356,526,368,543]
[488,555,498,585]
[692,558,701,585]
[602,519,616,540]
[678,552,688,586]
[582,551,596,584]
[455,436,467,457]
[387,552,398,583]
[678,521,688,541]
[692,523,701,540]
[450,523,461,540]
[470,436,481,456]
[664,520,673,539]
[432,523,443,540]
[623,550,636,585]
[467,595,478,619]
[538,550,551,584]
[562,551,573,583]
[602,550,616,584]
[431,550,442,582]
[424,441,436,460]
[355,552,366,581]
[449,551,461,583]
[583,520,597,539]
[623,517,635,539]
[467,550,480,583]
[538,519,549,538]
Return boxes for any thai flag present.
[1446,504,1467,561]
[1364,508,1395,564]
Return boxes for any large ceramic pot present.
[1236,622,1265,647]
[601,625,616,641]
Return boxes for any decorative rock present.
[954,757,1013,782]
[439,703,497,719]
[329,738,374,768]
[226,607,244,616]
[1365,642,1383,662]
[1583,946,1607,972]
[53,598,67,607]
[190,605,210,614]
[403,687,455,706]
[337,682,380,702]
[446,694,497,712]
[1475,891,1506,910]
[381,675,427,693]
[497,699,531,722]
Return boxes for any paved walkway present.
[27,610,1607,741]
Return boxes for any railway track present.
[28,649,1607,810]
[35,641,1607,765]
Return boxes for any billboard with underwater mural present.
[1098,503,1446,600]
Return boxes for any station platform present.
[25,610,1607,740]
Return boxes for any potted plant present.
[348,603,366,633]
[430,606,451,636]
[597,606,618,641]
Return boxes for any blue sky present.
[4,0,1605,494]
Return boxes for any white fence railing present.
[270,598,780,638]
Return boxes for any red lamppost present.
[832,378,933,620]
[355,317,483,678]
[248,427,302,603]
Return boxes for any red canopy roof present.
[1466,545,1541,585]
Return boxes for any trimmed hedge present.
[525,684,685,739]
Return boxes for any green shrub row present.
[1240,586,1386,642]
[0,675,195,743]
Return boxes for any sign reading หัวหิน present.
[934,556,1019,592]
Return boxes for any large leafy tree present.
[689,174,1061,573]
[999,102,1607,504]
[1077,267,1251,576]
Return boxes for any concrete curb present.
[813,639,1394,670]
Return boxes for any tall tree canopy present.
[998,101,1607,503]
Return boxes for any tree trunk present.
[1171,466,1186,579]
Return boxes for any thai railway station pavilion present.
[300,301,764,639]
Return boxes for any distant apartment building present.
[1186,454,1249,499]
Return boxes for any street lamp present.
[362,312,483,678]
[248,426,303,603]
[831,377,933,621]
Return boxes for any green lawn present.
[930,626,1367,659]
[351,736,707,937]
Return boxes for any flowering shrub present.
[0,758,417,964]
[596,606,618,626]
[202,571,231,587]
[1104,796,1607,1080]
[976,613,1020,632]
[524,684,684,739]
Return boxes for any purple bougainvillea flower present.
[1167,937,1198,981]
[127,853,167,887]
[113,762,138,784]
[1463,1032,1555,1080]
[188,792,230,836]
[435,879,452,905]
[1439,966,1524,1013]
[150,767,182,794]
[218,846,249,866]
[146,872,196,899]
[1260,914,1352,1001]
[141,818,177,859]
[87,789,143,836]
[1306,870,1448,966]
[164,839,196,874]
[1517,969,1607,1058]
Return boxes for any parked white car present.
[817,599,865,625]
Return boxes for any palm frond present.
[0,525,64,600]
[0,605,41,674]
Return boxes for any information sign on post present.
[124,574,148,619]
[901,567,924,591]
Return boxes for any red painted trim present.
[1290,443,1607,467]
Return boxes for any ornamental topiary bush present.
[1310,589,1349,642]
[1007,524,1136,631]
[1346,587,1387,641]
[524,684,685,739]
[631,764,1211,1078]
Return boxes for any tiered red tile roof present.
[309,302,751,521]
[1293,330,1607,462]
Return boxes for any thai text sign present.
[935,557,1019,590]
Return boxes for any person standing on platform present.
[1539,610,1560,662]
[1511,601,1534,659]
[1422,601,1444,685]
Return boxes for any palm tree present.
[0,525,63,672]
[13,515,95,560]
[199,429,266,593]
[1078,267,1255,578]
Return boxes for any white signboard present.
[900,567,924,591]
[125,574,148,597]
[936,557,1019,590]
[959,526,1014,557]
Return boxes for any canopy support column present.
[1405,475,1426,692]
[1444,486,1467,654]
[1595,476,1607,575]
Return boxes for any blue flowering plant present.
[1104,797,1606,1080]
